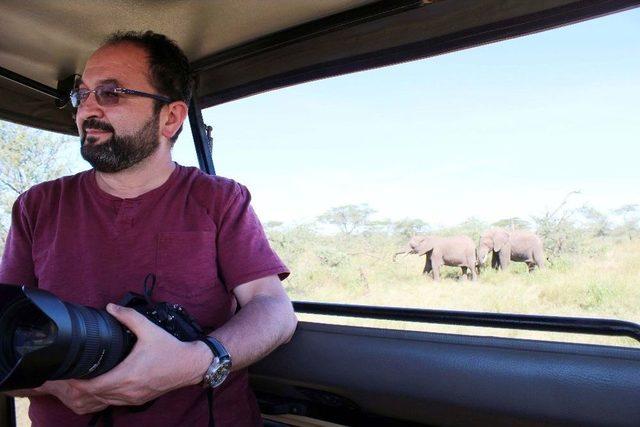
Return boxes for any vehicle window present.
[205,9,640,346]
[172,120,200,168]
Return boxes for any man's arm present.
[204,274,298,371]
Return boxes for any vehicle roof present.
[1,0,637,135]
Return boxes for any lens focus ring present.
[55,304,130,380]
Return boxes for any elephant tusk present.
[393,252,410,262]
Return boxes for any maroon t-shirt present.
[0,164,289,427]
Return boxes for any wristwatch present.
[199,336,232,388]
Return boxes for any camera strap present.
[143,273,156,303]
[208,387,215,427]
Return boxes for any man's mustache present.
[82,119,114,133]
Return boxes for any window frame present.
[2,2,640,425]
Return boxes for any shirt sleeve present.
[0,195,37,287]
[216,183,289,291]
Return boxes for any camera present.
[0,279,204,392]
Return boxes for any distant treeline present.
[266,200,639,259]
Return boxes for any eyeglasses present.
[69,82,173,108]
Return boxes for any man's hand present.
[35,380,109,415]
[51,303,212,412]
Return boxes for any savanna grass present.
[281,232,640,347]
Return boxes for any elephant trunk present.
[393,245,413,262]
[477,246,490,266]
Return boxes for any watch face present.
[211,359,231,387]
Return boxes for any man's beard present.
[80,114,160,173]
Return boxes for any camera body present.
[120,291,204,342]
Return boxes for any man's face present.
[75,43,162,173]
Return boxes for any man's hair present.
[103,30,194,143]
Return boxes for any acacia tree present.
[317,203,375,235]
[392,218,430,239]
[0,121,74,245]
[531,191,581,257]
[492,217,530,230]
[365,218,393,236]
[578,205,612,237]
[613,204,639,240]
[441,217,488,242]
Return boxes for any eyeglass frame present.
[69,82,174,108]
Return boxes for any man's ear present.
[160,101,188,140]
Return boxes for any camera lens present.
[0,299,50,369]
[12,321,57,359]
[0,285,135,391]
[59,302,131,379]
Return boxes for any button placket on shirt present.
[115,199,140,229]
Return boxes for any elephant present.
[477,228,545,272]
[394,235,477,281]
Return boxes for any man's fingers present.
[106,303,155,337]
[99,396,147,407]
[47,380,109,415]
[72,402,109,415]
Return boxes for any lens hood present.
[0,284,130,392]
[0,285,75,391]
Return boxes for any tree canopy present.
[318,204,375,235]
[0,121,73,244]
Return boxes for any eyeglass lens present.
[71,84,119,108]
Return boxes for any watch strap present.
[199,336,232,388]
[199,336,230,361]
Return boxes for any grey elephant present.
[394,235,477,281]
[477,228,545,272]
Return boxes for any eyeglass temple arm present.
[119,88,172,103]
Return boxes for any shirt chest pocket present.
[155,231,217,300]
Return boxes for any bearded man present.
[0,31,297,427]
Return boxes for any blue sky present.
[148,9,639,226]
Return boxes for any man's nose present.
[75,93,104,124]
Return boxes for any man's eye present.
[101,90,119,98]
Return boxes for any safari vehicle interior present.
[2,0,640,426]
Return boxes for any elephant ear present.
[493,231,509,252]
[416,238,434,255]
